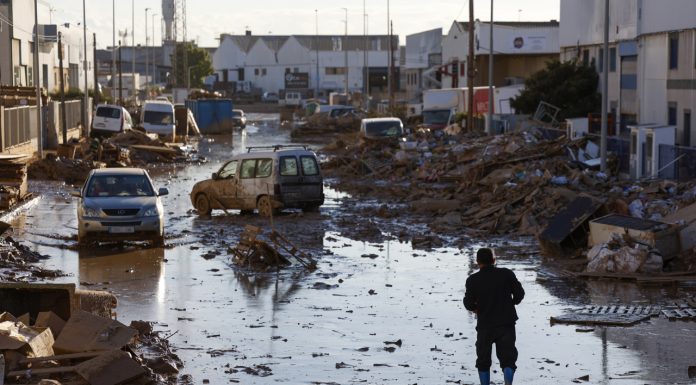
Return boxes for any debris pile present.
[229,225,317,271]
[0,155,30,209]
[291,113,362,139]
[29,130,199,183]
[0,235,65,281]
[586,233,664,274]
[320,127,696,259]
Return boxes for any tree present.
[510,60,601,121]
[171,42,213,88]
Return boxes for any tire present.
[256,195,275,217]
[195,194,212,216]
[303,205,321,213]
[240,209,254,215]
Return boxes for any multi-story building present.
[212,31,400,98]
[560,0,696,145]
[441,20,560,89]
[403,28,442,101]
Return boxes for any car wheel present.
[240,209,254,215]
[256,195,275,217]
[303,205,321,213]
[195,194,212,216]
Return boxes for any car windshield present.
[365,121,402,137]
[143,111,173,125]
[232,111,243,117]
[86,174,155,197]
[96,107,121,119]
[423,110,451,125]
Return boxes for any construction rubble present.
[29,131,201,184]
[230,225,317,272]
[291,114,362,139]
[0,156,30,210]
[320,126,696,273]
[0,283,182,385]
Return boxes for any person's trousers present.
[475,325,517,371]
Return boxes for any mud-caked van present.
[189,145,324,216]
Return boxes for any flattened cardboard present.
[53,311,137,354]
[34,311,67,339]
[0,321,55,357]
[76,350,146,385]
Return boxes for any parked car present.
[141,100,176,137]
[190,145,324,216]
[360,117,405,139]
[72,168,169,246]
[232,109,247,129]
[318,105,358,118]
[262,92,279,103]
[90,104,133,138]
[284,91,302,107]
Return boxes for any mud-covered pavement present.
[7,114,696,384]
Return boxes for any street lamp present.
[33,0,43,158]
[131,0,136,104]
[112,0,116,91]
[83,0,90,136]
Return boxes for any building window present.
[668,102,677,125]
[598,48,604,72]
[332,37,342,51]
[371,38,381,51]
[582,49,589,66]
[262,68,267,76]
[293,68,299,73]
[325,67,346,75]
[669,33,678,69]
[254,68,259,76]
[285,68,290,74]
[238,68,245,81]
[684,110,691,146]
[609,47,617,72]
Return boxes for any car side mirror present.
[212,172,218,180]
[70,190,81,198]
[158,188,169,196]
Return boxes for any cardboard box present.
[0,321,55,357]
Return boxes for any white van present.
[284,92,302,107]
[90,105,133,137]
[189,145,324,216]
[141,101,176,137]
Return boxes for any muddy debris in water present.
[0,236,66,281]
[229,226,317,271]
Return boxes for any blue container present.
[185,99,234,134]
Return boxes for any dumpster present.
[185,99,234,134]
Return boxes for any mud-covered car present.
[190,145,324,216]
[72,168,169,246]
[232,109,247,129]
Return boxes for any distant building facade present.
[560,0,696,145]
[441,20,560,89]
[212,32,400,98]
[403,28,442,101]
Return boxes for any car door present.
[237,158,259,209]
[214,160,239,208]
[299,155,323,201]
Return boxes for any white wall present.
[477,22,559,55]
[639,34,668,125]
[640,0,696,35]
[559,0,639,47]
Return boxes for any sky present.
[45,0,561,49]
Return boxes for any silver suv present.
[190,145,324,216]
[72,168,169,246]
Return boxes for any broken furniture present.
[538,196,606,257]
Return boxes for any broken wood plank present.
[19,351,102,364]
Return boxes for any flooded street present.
[7,114,696,384]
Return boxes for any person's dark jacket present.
[463,265,524,329]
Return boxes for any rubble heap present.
[0,156,29,209]
[320,128,696,242]
[291,114,362,139]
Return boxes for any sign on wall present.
[285,73,309,89]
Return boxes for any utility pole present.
[118,40,123,104]
[389,21,395,109]
[342,8,348,97]
[152,13,158,86]
[315,9,320,99]
[467,0,475,132]
[112,0,116,97]
[58,32,67,145]
[82,0,89,136]
[132,0,135,103]
[387,0,391,109]
[93,33,99,106]
[145,8,150,96]
[33,0,43,158]
[486,0,494,135]
[363,0,367,110]
[600,0,609,172]
[365,14,370,111]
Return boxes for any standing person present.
[463,248,525,385]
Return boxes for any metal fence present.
[658,144,696,181]
[2,106,38,150]
[62,100,83,130]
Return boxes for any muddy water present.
[9,114,696,384]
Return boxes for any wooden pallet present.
[579,305,661,317]
[661,308,696,321]
[551,305,660,327]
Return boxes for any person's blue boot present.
[503,367,515,385]
[478,371,491,385]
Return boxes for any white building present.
[560,0,696,146]
[403,28,442,101]
[213,32,399,97]
[441,20,559,89]
[0,1,95,91]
